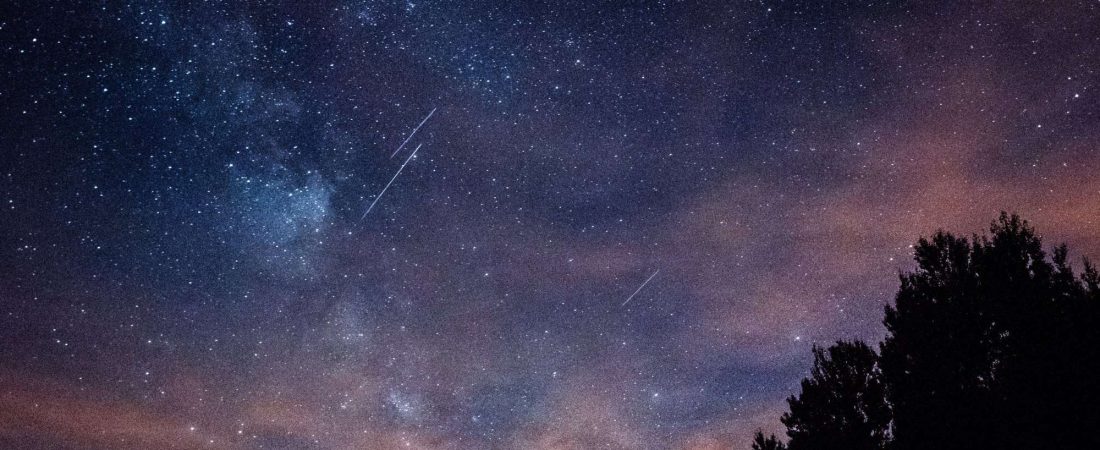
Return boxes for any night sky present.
[2,1,1099,449]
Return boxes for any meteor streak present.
[362,143,421,220]
[621,269,660,307]
[390,107,437,158]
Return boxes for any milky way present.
[2,1,1099,449]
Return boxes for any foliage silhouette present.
[781,341,889,450]
[751,431,786,450]
[753,213,1100,450]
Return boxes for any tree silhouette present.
[879,229,998,449]
[882,213,1100,449]
[752,213,1100,450]
[780,341,889,450]
[752,431,786,450]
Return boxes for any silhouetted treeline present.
[753,214,1100,450]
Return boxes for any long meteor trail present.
[362,143,421,220]
[390,107,437,158]
[621,269,660,307]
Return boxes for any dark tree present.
[752,431,786,450]
[880,213,1100,450]
[753,214,1100,450]
[878,230,997,449]
[780,341,890,450]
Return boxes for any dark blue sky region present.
[2,1,1099,448]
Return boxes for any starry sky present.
[2,1,1099,449]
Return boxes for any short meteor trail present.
[362,143,421,220]
[390,107,437,158]
[621,269,660,307]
